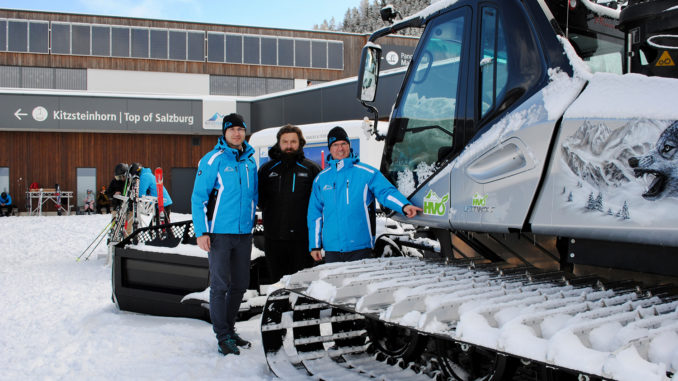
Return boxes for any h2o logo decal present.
[423,190,449,216]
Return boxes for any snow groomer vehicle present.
[260,0,678,380]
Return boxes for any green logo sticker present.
[423,190,449,216]
[472,193,488,207]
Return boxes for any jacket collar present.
[327,152,358,171]
[215,136,254,161]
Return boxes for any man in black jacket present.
[258,124,321,281]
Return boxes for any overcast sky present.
[1,0,364,30]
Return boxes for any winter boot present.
[231,332,251,349]
[217,336,240,356]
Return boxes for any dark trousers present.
[324,248,374,263]
[264,238,314,282]
[0,204,12,216]
[208,233,251,343]
[97,204,111,214]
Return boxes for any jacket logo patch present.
[323,184,334,191]
[224,166,235,172]
[298,173,309,177]
[198,170,202,176]
[269,172,279,177]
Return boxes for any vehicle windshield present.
[385,11,466,196]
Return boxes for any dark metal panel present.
[0,20,6,51]
[0,65,20,87]
[295,39,310,67]
[22,66,52,89]
[55,68,86,90]
[243,35,259,64]
[225,34,242,63]
[278,38,293,66]
[170,167,196,214]
[261,37,276,66]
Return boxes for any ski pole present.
[76,221,113,261]
[83,230,110,261]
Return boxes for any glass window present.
[479,7,508,118]
[111,27,130,57]
[295,39,310,68]
[278,38,293,66]
[207,32,225,62]
[226,34,242,63]
[28,21,48,53]
[311,40,327,68]
[0,167,8,196]
[76,168,96,209]
[261,37,276,65]
[0,20,6,51]
[169,30,186,60]
[131,28,149,58]
[243,36,259,64]
[92,26,110,56]
[71,24,91,55]
[150,29,167,59]
[187,31,204,61]
[328,41,343,69]
[387,10,467,194]
[8,20,28,52]
[51,23,70,54]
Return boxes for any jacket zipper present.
[346,179,349,204]
[292,173,296,192]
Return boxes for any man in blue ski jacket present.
[191,113,258,356]
[130,163,173,219]
[308,126,422,263]
[0,191,13,216]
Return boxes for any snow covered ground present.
[0,213,275,381]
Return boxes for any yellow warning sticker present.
[656,51,675,67]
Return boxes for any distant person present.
[308,126,422,263]
[258,124,320,281]
[191,113,258,356]
[107,163,129,212]
[96,186,111,214]
[83,189,95,215]
[130,162,173,221]
[0,191,13,216]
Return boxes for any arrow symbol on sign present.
[14,109,28,120]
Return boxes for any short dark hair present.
[276,124,306,148]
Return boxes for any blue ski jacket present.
[0,193,11,205]
[307,153,411,252]
[192,137,258,238]
[138,167,173,207]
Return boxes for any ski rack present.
[111,220,269,322]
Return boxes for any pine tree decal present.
[595,192,604,212]
[567,192,573,202]
[586,192,595,210]
[620,201,630,220]
[607,208,613,215]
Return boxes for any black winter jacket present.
[258,145,321,240]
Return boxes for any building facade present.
[0,9,417,213]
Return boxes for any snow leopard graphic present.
[628,120,678,200]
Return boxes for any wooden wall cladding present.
[0,130,220,210]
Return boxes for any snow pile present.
[0,214,274,380]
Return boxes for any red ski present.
[154,167,166,224]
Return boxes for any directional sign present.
[14,109,28,120]
[0,93,204,134]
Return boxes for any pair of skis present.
[154,167,168,225]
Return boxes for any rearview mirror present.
[357,44,382,103]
